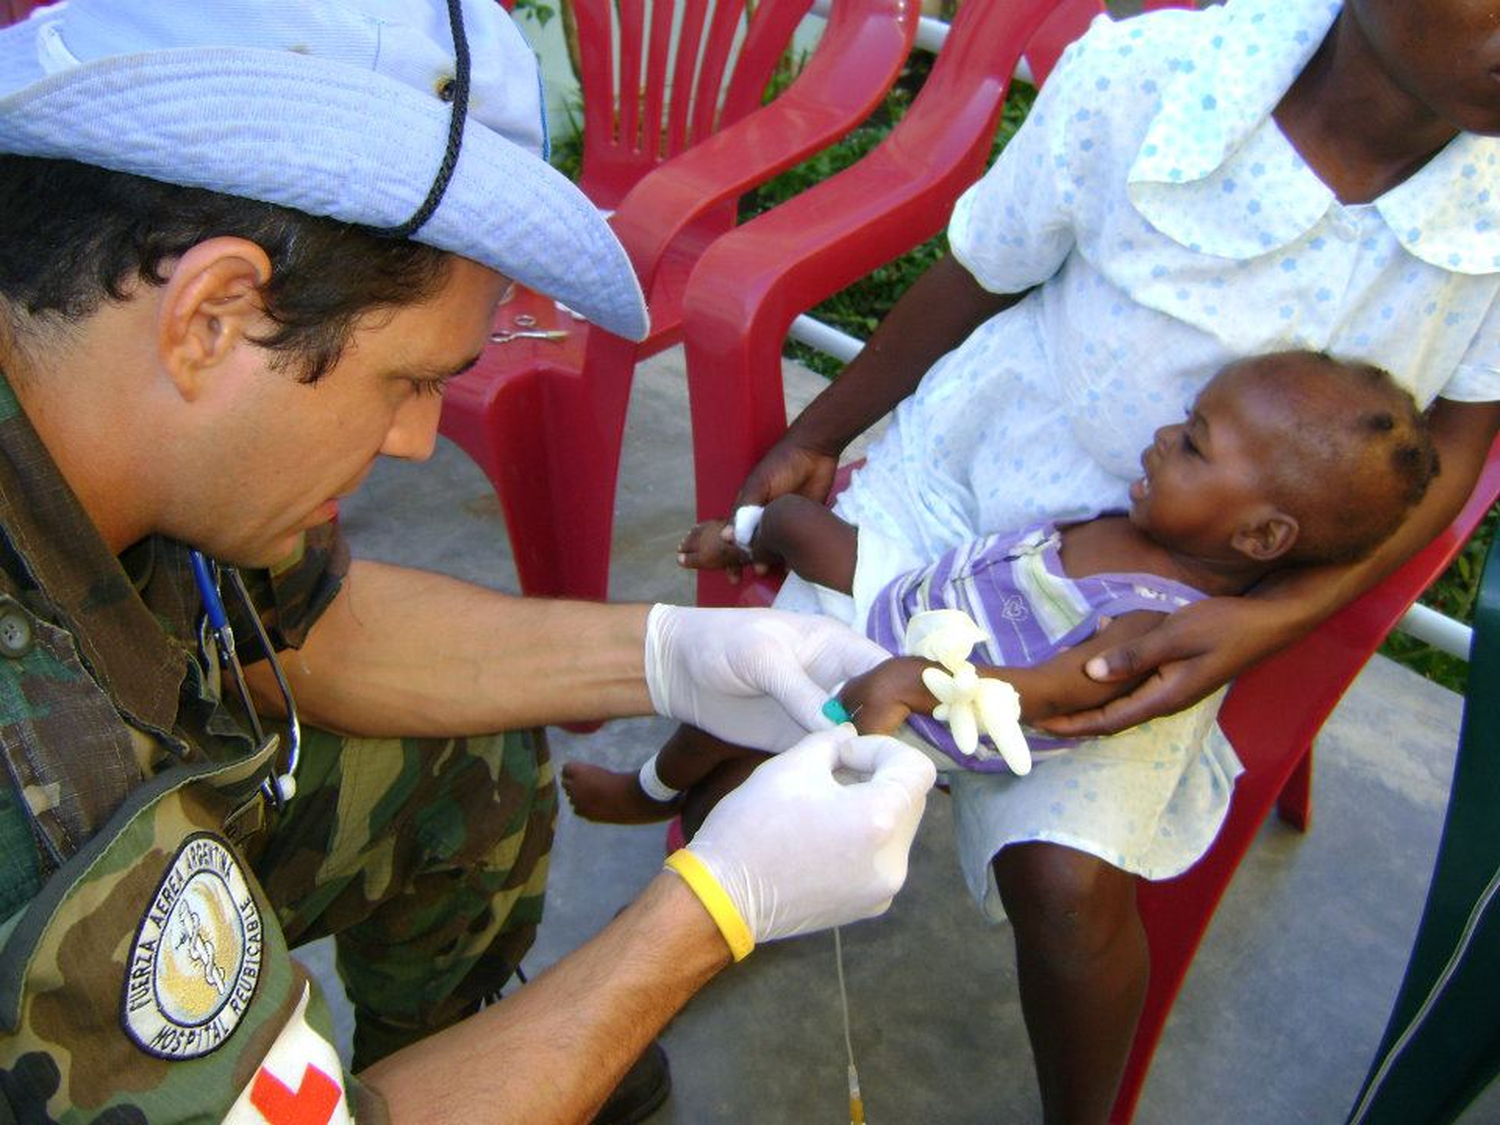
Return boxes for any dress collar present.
[1125,0,1500,275]
[1378,135,1500,275]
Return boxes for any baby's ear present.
[1232,511,1298,563]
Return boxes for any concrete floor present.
[303,347,1499,1123]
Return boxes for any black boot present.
[590,1040,671,1125]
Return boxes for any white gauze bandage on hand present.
[643,604,887,752]
[905,609,1031,775]
[665,726,936,957]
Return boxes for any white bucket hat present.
[0,0,649,340]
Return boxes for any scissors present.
[188,550,302,811]
[489,327,569,343]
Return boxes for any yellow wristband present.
[663,849,754,962]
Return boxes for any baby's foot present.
[561,761,681,824]
[676,519,750,572]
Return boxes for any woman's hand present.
[735,436,841,511]
[731,255,1028,564]
[1035,594,1305,738]
[726,438,841,581]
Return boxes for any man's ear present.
[156,237,273,400]
[1232,510,1299,563]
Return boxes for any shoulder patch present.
[121,833,263,1060]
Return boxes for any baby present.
[563,351,1440,818]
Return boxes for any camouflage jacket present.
[0,373,375,1123]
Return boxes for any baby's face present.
[1127,365,1288,561]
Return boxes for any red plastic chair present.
[683,0,1114,612]
[1117,437,1500,1122]
[438,0,920,601]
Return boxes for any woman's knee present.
[993,842,1139,957]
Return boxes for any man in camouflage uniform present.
[0,1,937,1122]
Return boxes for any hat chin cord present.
[372,0,471,240]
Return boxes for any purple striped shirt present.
[865,520,1207,771]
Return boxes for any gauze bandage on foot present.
[637,753,681,804]
[732,505,764,552]
[904,610,1032,775]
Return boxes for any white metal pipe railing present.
[1398,604,1474,662]
[786,6,1470,662]
[788,313,864,363]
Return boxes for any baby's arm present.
[679,495,859,595]
[840,612,1167,736]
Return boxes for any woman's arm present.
[840,612,1165,734]
[735,254,1027,509]
[1043,398,1500,737]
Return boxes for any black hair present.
[0,155,452,382]
[1250,351,1440,565]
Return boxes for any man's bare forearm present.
[362,874,730,1124]
[787,254,1025,453]
[246,559,655,735]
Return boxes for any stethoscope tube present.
[188,549,301,810]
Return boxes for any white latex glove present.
[643,604,888,752]
[664,726,937,956]
[906,608,1032,775]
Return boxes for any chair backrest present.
[875,0,1098,198]
[572,0,819,210]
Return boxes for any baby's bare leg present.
[676,500,857,592]
[679,754,765,841]
[561,724,767,824]
[756,495,858,594]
